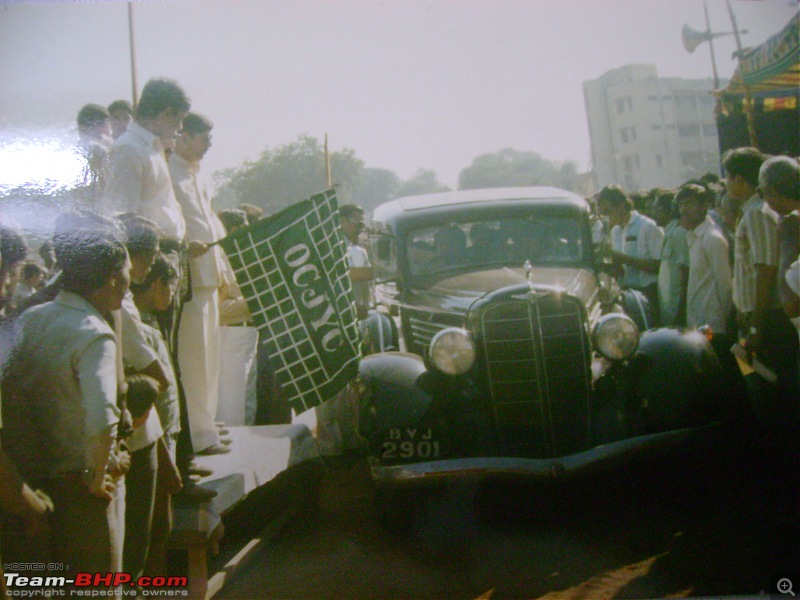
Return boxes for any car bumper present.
[370,424,722,488]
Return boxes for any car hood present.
[403,266,598,313]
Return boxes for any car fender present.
[628,328,724,432]
[356,352,434,440]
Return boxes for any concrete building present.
[583,64,725,192]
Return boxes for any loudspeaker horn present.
[682,24,745,53]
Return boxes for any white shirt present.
[169,153,228,288]
[108,122,186,242]
[686,216,733,334]
[611,211,663,289]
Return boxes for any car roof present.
[372,186,586,223]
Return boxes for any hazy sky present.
[0,0,796,193]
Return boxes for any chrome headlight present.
[429,328,476,376]
[592,313,639,361]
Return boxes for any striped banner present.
[220,189,361,413]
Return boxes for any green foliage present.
[458,148,579,192]
[213,137,575,217]
[213,134,364,216]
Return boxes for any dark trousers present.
[123,442,157,579]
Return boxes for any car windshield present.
[406,216,584,276]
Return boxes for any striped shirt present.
[686,216,733,334]
[732,194,779,313]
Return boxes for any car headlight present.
[429,328,476,376]
[592,313,639,361]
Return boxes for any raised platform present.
[168,424,323,599]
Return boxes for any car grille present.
[402,308,462,357]
[479,296,591,457]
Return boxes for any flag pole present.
[324,133,332,189]
[127,1,139,109]
[726,0,758,149]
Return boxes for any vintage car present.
[352,187,735,526]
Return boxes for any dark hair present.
[722,147,766,188]
[77,103,110,130]
[107,99,133,116]
[676,183,707,205]
[21,261,46,281]
[52,210,121,262]
[136,78,191,121]
[181,112,213,135]
[339,204,365,221]
[129,252,176,295]
[653,189,678,219]
[59,231,128,295]
[218,209,248,233]
[125,373,159,419]
[597,184,633,210]
[0,226,28,269]
[118,214,160,257]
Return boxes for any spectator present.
[1,231,128,575]
[76,103,112,209]
[677,184,749,420]
[0,229,53,590]
[9,261,48,314]
[598,184,664,322]
[107,99,134,140]
[756,155,800,431]
[216,212,260,427]
[654,190,689,326]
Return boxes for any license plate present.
[379,427,442,461]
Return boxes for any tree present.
[213,135,365,215]
[350,167,401,214]
[394,169,450,198]
[458,148,579,192]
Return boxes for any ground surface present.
[215,440,798,600]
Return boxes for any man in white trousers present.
[169,113,230,455]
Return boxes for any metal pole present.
[324,134,332,188]
[704,2,721,89]
[128,1,139,110]
[726,0,758,149]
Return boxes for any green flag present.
[219,189,361,413]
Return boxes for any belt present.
[160,239,186,254]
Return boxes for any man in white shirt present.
[597,185,664,323]
[169,113,230,455]
[677,184,749,424]
[107,78,190,244]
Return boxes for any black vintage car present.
[351,187,734,526]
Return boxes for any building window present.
[620,126,637,143]
[616,96,633,114]
[652,124,662,130]
[681,152,703,166]
[624,155,641,171]
[703,124,717,136]
[678,124,700,137]
[656,154,663,167]
[617,98,625,114]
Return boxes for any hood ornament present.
[524,259,533,288]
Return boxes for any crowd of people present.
[593,148,799,441]
[0,77,293,585]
